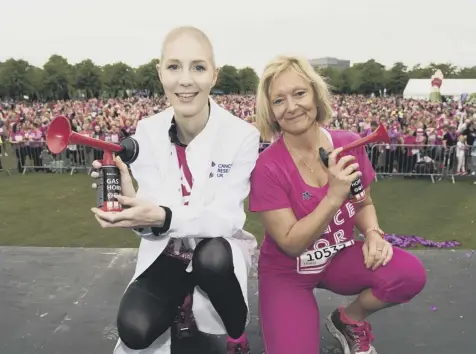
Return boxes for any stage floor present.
[0,247,474,354]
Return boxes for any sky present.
[1,0,475,76]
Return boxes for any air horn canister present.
[319,122,390,203]
[46,116,140,212]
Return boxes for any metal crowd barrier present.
[7,141,95,175]
[258,143,470,184]
[367,144,462,183]
[12,142,276,175]
[2,142,474,184]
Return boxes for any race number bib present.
[297,239,355,274]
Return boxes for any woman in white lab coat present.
[90,26,260,354]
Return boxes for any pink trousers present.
[258,241,427,354]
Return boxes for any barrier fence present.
[0,142,474,183]
[366,144,469,184]
[1,141,96,176]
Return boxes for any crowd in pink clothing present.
[324,96,476,176]
[0,95,475,175]
[324,96,474,146]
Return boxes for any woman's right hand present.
[326,147,362,206]
[91,156,136,198]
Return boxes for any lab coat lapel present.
[187,99,220,206]
[145,112,181,206]
[141,98,221,209]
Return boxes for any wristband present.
[152,206,172,236]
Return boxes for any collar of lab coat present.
[143,97,222,206]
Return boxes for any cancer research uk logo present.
[209,161,232,178]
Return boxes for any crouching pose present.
[91,26,260,354]
[249,55,427,354]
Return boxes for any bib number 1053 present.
[305,247,334,262]
[297,240,355,274]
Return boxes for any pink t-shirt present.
[163,144,194,262]
[403,135,417,155]
[175,145,193,206]
[249,129,375,275]
[415,128,426,146]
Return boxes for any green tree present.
[215,65,241,94]
[319,67,346,93]
[102,62,136,98]
[457,66,476,79]
[42,55,73,100]
[407,64,434,79]
[1,55,476,99]
[0,59,36,100]
[237,67,259,93]
[386,62,409,95]
[74,59,102,99]
[135,59,163,97]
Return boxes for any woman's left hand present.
[91,195,165,229]
[362,233,393,270]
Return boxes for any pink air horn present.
[46,115,140,212]
[319,122,390,203]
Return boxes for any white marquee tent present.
[403,79,476,99]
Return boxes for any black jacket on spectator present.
[462,127,476,146]
[443,132,457,147]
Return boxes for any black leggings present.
[117,237,248,350]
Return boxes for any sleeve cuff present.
[150,206,172,237]
[165,206,193,237]
[132,227,154,238]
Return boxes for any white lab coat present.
[114,98,260,354]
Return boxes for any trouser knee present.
[117,295,172,350]
[404,263,427,299]
[192,237,234,287]
[376,256,427,303]
[118,315,171,350]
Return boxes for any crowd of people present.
[0,24,469,354]
[0,94,475,177]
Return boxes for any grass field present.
[1,154,475,249]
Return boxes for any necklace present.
[297,151,318,172]
[301,157,317,172]
[283,124,323,172]
[284,139,319,173]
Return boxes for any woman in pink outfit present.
[249,56,427,354]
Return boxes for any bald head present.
[161,26,216,69]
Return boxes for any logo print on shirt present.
[334,209,345,225]
[313,238,330,250]
[216,163,232,177]
[302,191,311,200]
[333,229,346,243]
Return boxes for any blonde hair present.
[255,55,333,140]
[161,26,216,69]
